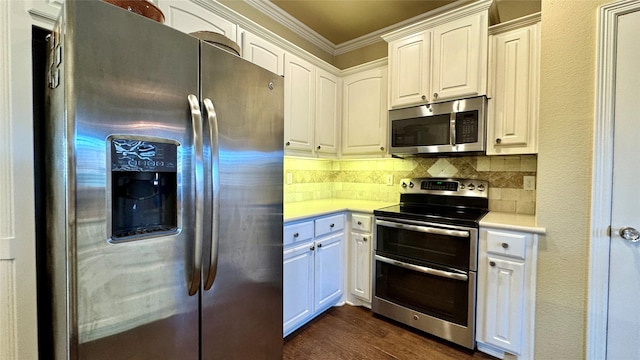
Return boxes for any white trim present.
[488,12,540,35]
[244,0,335,54]
[0,0,14,247]
[588,1,640,359]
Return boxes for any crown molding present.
[245,0,478,56]
[244,0,336,54]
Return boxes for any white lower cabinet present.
[476,227,538,360]
[348,213,374,305]
[483,255,525,353]
[283,214,345,337]
[283,240,315,335]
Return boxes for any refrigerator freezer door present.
[199,44,284,359]
[50,1,201,358]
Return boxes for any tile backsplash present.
[284,155,537,215]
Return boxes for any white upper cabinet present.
[284,53,316,153]
[383,0,492,108]
[388,31,431,108]
[241,30,285,76]
[342,65,388,156]
[487,14,541,155]
[157,0,237,41]
[431,13,488,102]
[315,68,340,156]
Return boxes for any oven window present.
[375,259,469,326]
[376,223,471,270]
[391,114,451,147]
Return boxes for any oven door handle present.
[375,254,469,281]
[376,219,469,238]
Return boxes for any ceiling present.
[263,0,541,46]
[270,0,458,45]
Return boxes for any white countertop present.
[480,212,546,234]
[284,199,396,223]
[285,200,546,235]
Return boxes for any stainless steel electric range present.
[372,177,489,349]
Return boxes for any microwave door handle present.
[187,94,204,296]
[374,255,468,281]
[376,219,469,238]
[450,112,456,146]
[202,98,220,291]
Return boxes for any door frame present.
[588,1,640,359]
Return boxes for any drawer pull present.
[293,232,299,238]
[357,221,362,225]
[330,223,335,228]
[317,243,323,248]
[309,245,315,251]
[363,237,368,242]
[501,242,509,249]
[489,261,496,267]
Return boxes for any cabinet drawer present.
[315,214,344,237]
[485,229,528,260]
[351,214,372,232]
[284,221,314,246]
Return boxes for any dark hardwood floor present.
[283,305,497,360]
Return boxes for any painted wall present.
[535,0,608,358]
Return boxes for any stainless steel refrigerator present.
[41,0,283,358]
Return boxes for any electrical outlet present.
[523,176,536,190]
[286,172,293,185]
[386,174,394,186]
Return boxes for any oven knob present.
[402,182,407,188]
[409,182,414,188]
[412,315,419,321]
[477,184,486,192]
[467,183,475,190]
[459,184,465,190]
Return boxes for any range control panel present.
[399,178,488,198]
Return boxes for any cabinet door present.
[487,24,539,155]
[350,231,372,301]
[283,242,315,336]
[158,0,237,41]
[314,232,344,312]
[241,30,285,76]
[342,66,388,155]
[315,68,340,156]
[431,13,487,101]
[484,255,525,354]
[284,53,315,153]
[388,31,431,108]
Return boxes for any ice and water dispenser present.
[110,138,178,240]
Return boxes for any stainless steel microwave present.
[389,96,487,157]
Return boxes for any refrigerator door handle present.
[187,94,204,296]
[203,98,220,291]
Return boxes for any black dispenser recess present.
[110,138,178,240]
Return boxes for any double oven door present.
[372,217,478,349]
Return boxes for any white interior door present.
[607,9,640,360]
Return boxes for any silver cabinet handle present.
[203,98,220,291]
[449,112,456,146]
[376,219,469,238]
[187,94,204,296]
[374,254,468,281]
[620,227,640,242]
